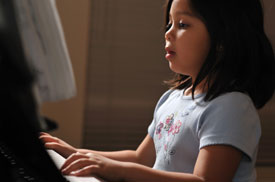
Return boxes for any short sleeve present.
[198,92,261,160]
[148,119,155,138]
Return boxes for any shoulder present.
[209,91,253,105]
[154,89,180,111]
[203,92,257,115]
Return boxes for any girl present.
[40,0,275,181]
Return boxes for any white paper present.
[13,0,76,102]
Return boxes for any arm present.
[61,142,242,182]
[40,132,155,166]
[193,145,242,182]
[115,145,242,182]
[77,134,155,166]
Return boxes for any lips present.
[165,47,176,59]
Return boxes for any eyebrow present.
[169,11,197,18]
[176,11,196,17]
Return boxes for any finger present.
[70,165,99,176]
[44,142,63,150]
[62,158,93,175]
[39,135,59,143]
[61,153,89,170]
[39,134,56,140]
[39,132,53,139]
[44,142,74,158]
[39,132,50,136]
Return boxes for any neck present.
[183,79,208,96]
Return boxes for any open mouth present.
[165,49,176,59]
[167,50,176,55]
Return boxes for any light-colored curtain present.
[82,0,170,151]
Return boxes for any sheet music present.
[47,150,105,182]
[13,0,76,102]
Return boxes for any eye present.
[178,22,189,29]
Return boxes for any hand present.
[61,152,124,181]
[39,132,78,158]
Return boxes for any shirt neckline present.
[178,89,206,100]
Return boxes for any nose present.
[165,26,173,41]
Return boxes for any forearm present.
[62,151,203,182]
[77,149,139,163]
[120,162,204,182]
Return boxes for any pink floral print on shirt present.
[156,122,164,139]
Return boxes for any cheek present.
[173,32,210,76]
[180,32,210,66]
[176,43,203,69]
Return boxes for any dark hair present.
[165,0,275,109]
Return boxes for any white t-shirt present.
[148,89,261,182]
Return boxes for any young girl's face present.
[165,0,210,80]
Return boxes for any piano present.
[0,0,104,181]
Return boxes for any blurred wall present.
[40,0,91,147]
[264,0,275,51]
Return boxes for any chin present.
[168,64,184,75]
